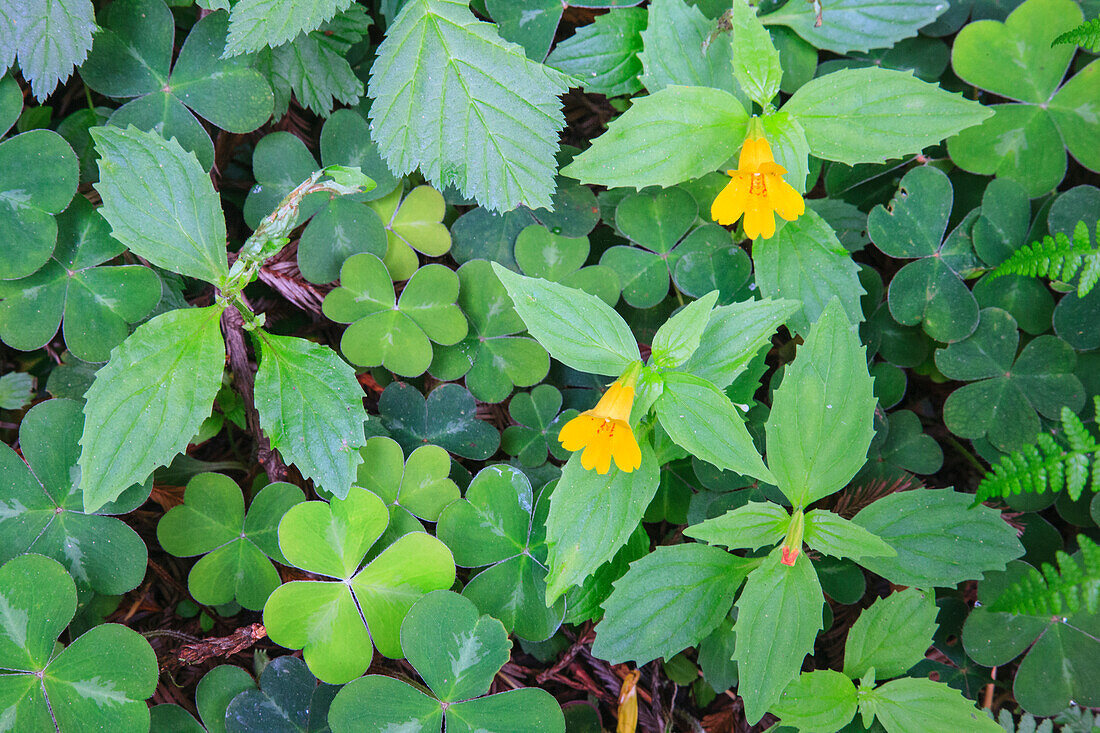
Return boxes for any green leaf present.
[501,385,577,467]
[10,0,96,101]
[593,544,755,664]
[0,130,78,280]
[223,655,338,733]
[561,85,748,190]
[803,510,894,562]
[329,676,442,732]
[224,0,354,56]
[861,677,1003,733]
[157,473,305,610]
[679,298,799,388]
[545,446,660,603]
[378,382,500,460]
[545,8,646,98]
[0,196,160,362]
[765,299,875,507]
[783,67,992,166]
[735,548,824,725]
[752,208,865,335]
[685,502,791,551]
[368,0,570,212]
[761,0,952,53]
[771,670,858,733]
[486,0,562,61]
[0,554,157,732]
[254,332,368,500]
[639,0,746,101]
[852,488,1024,587]
[356,437,459,532]
[0,399,149,594]
[437,465,564,641]
[655,372,774,482]
[368,185,453,281]
[869,166,980,343]
[0,371,33,410]
[91,125,228,286]
[79,305,226,513]
[494,263,638,376]
[650,291,719,368]
[729,1,782,106]
[843,588,937,681]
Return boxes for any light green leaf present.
[12,0,96,101]
[561,85,748,190]
[655,372,773,482]
[545,447,660,603]
[861,677,1003,733]
[225,0,354,56]
[852,488,1024,587]
[91,125,228,286]
[772,670,858,733]
[803,510,895,562]
[368,0,570,212]
[650,291,719,368]
[735,549,824,724]
[593,544,755,664]
[729,0,782,106]
[685,502,791,551]
[545,8,646,98]
[783,67,992,166]
[254,332,367,500]
[765,299,875,507]
[79,305,226,513]
[761,0,951,54]
[494,264,639,376]
[679,298,799,388]
[639,0,746,101]
[843,588,937,681]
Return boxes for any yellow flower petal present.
[770,177,806,221]
[738,136,774,170]
[583,432,614,474]
[744,204,775,240]
[611,423,642,472]
[559,414,600,451]
[711,175,749,225]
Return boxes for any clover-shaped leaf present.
[514,224,620,305]
[225,656,340,733]
[355,436,460,547]
[0,196,160,362]
[935,307,1084,452]
[450,205,536,269]
[0,398,149,595]
[868,166,981,343]
[149,664,256,733]
[437,465,565,641]
[0,553,158,731]
[963,560,1100,716]
[263,487,456,683]
[157,473,305,611]
[862,409,944,482]
[501,385,578,467]
[430,259,550,403]
[0,129,78,279]
[323,254,467,377]
[378,382,500,460]
[367,184,452,281]
[82,0,273,169]
[327,590,565,733]
[948,0,1098,196]
[602,188,744,308]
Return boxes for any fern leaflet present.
[976,397,1100,504]
[990,221,1100,298]
[989,535,1100,616]
[1052,17,1100,52]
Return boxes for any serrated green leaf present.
[650,291,719,368]
[561,85,748,190]
[735,549,824,724]
[761,0,950,54]
[639,0,745,101]
[679,298,799,388]
[783,67,991,166]
[860,677,1003,733]
[772,670,858,732]
[254,332,367,500]
[765,299,875,507]
[593,544,754,664]
[91,125,228,286]
[729,1,782,106]
[685,502,791,551]
[368,0,570,212]
[843,588,937,681]
[79,305,226,513]
[803,510,894,562]
[545,8,645,98]
[224,0,354,56]
[12,0,96,101]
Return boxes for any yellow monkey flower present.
[711,130,805,240]
[557,365,642,475]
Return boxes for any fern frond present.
[1052,17,1100,52]
[976,398,1100,504]
[989,536,1100,616]
[991,221,1100,297]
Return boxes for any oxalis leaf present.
[79,305,226,513]
[368,0,571,212]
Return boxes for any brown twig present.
[176,623,268,668]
